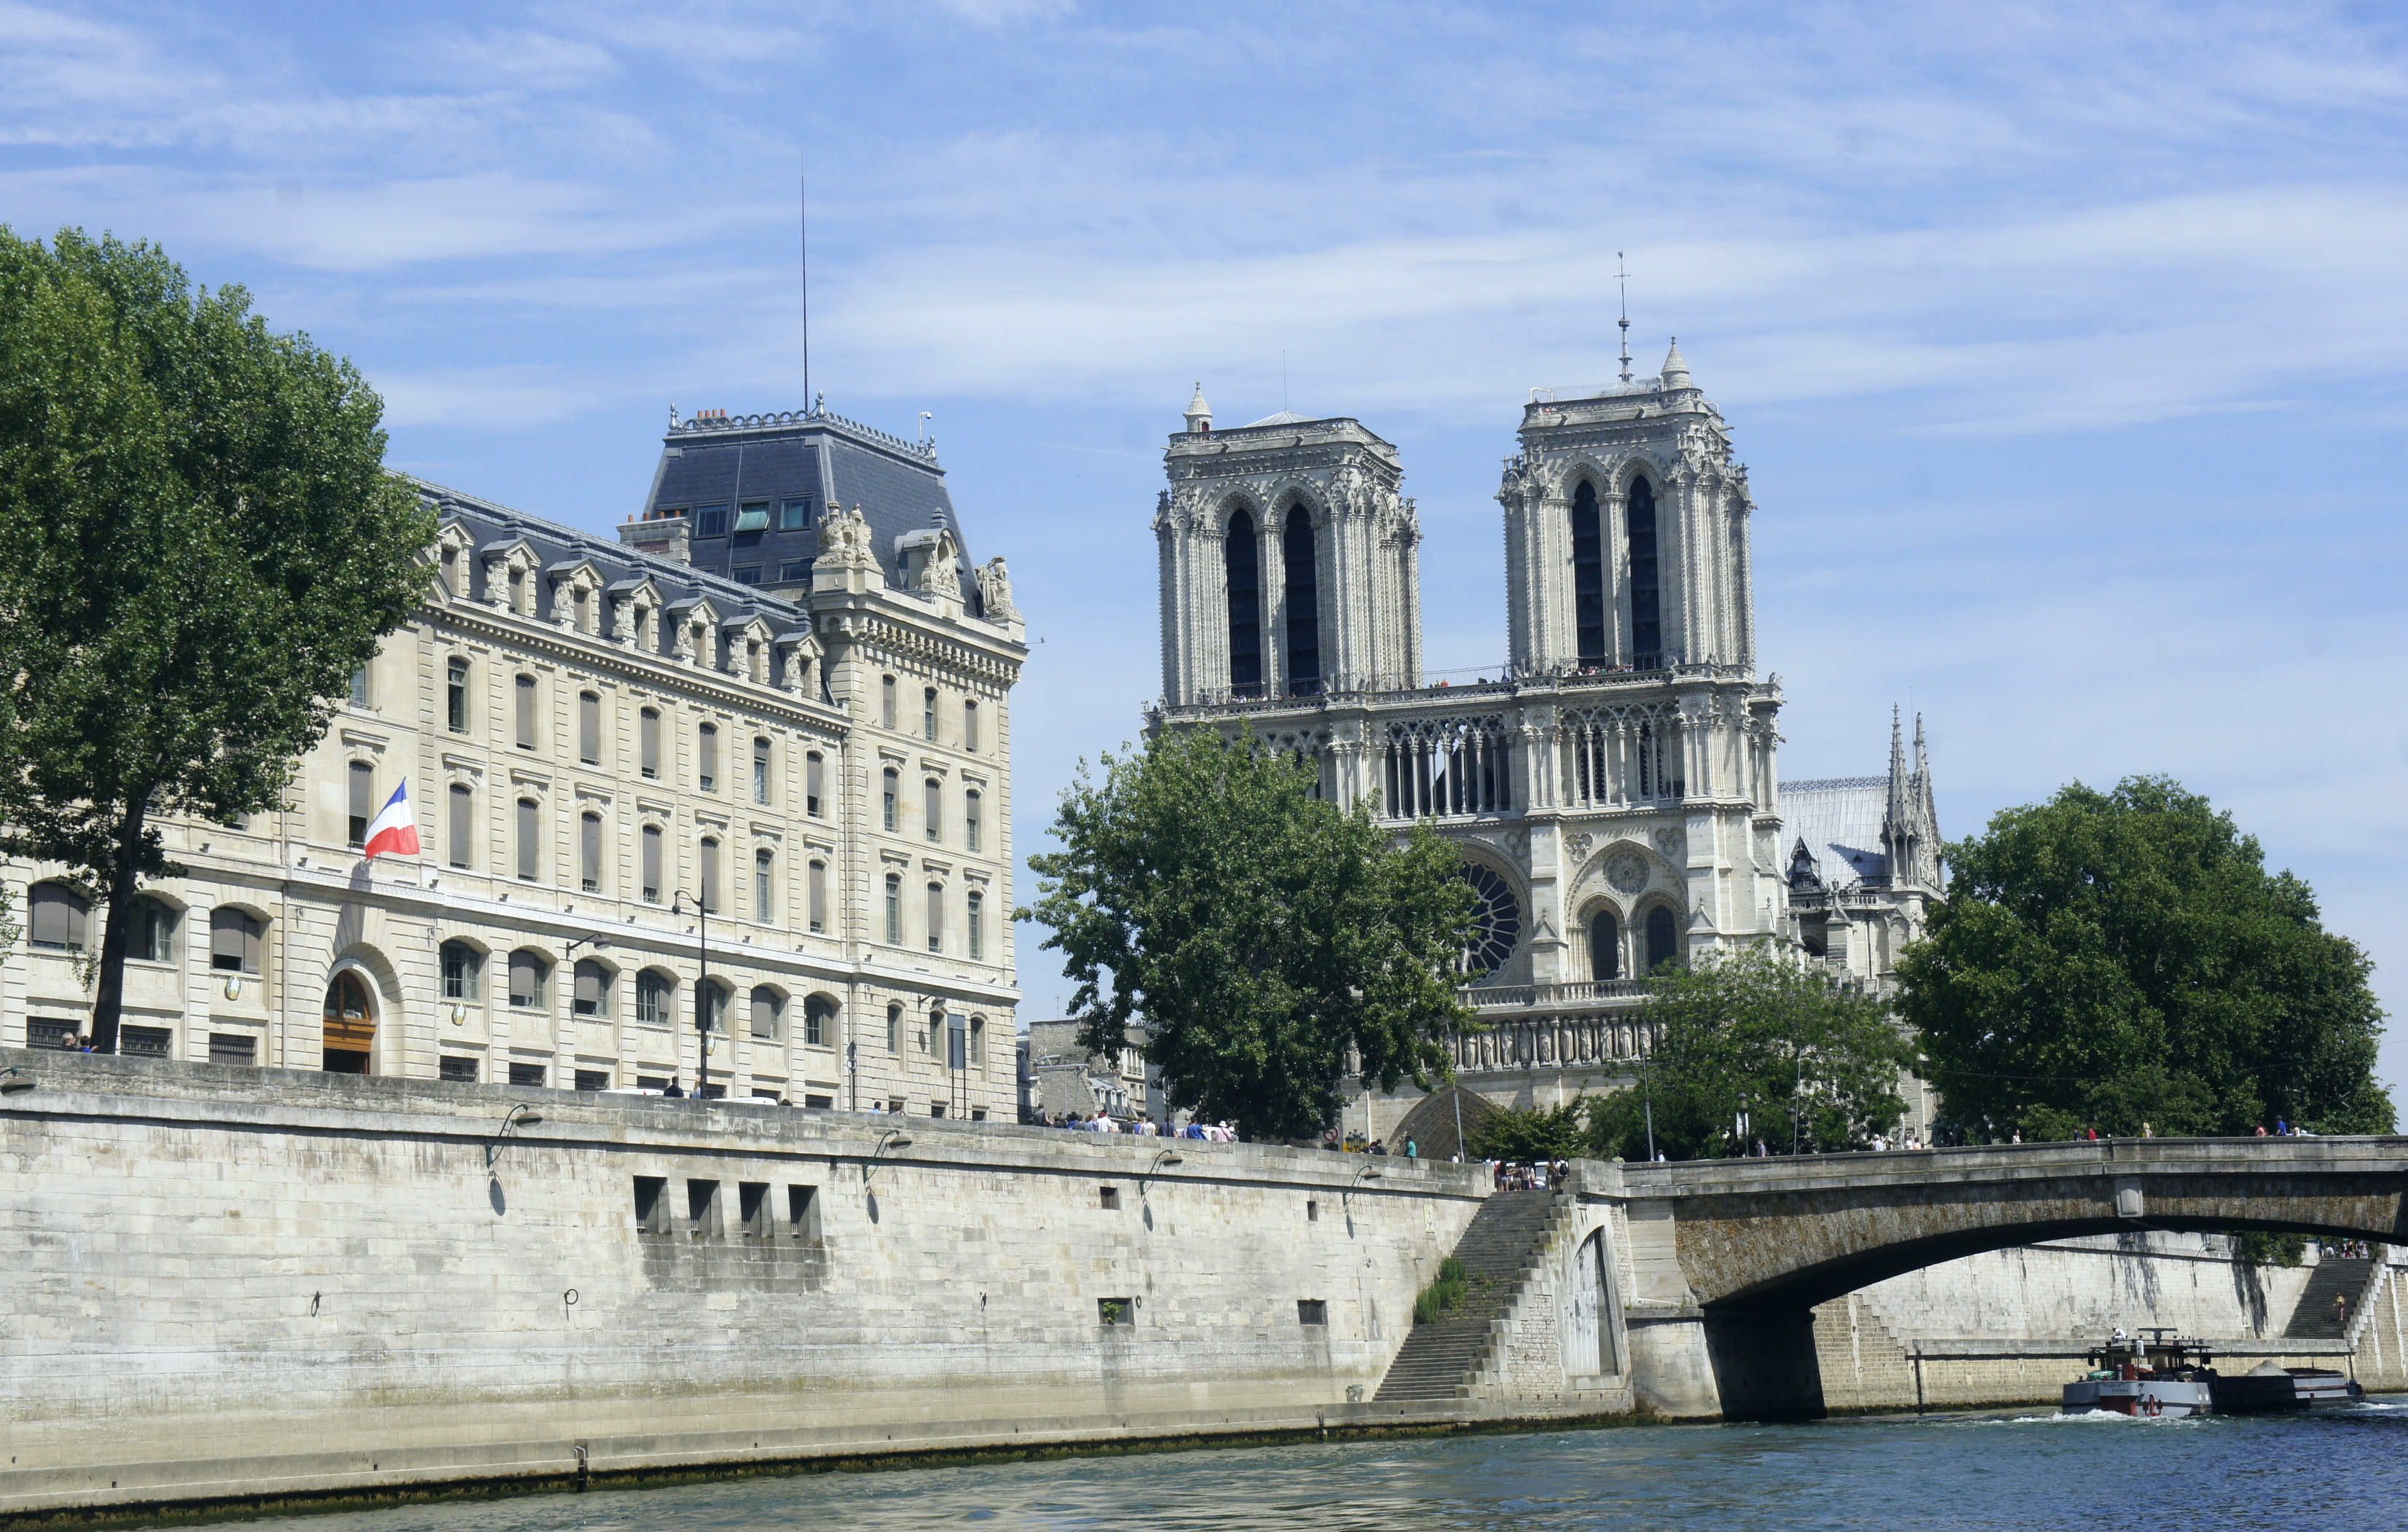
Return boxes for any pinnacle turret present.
[1661,337,1691,389]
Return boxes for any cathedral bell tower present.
[1155,389,1423,707]
[1498,340,1757,678]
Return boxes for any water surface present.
[219,1402,2408,1532]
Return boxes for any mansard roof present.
[640,404,983,616]
[415,478,803,661]
[1778,776,1891,889]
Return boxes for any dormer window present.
[696,504,729,538]
[735,501,770,535]
[780,498,813,531]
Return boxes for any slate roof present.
[642,406,983,615]
[415,478,806,663]
[1778,776,1891,889]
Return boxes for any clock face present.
[1605,849,1650,895]
[1458,864,1522,979]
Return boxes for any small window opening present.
[633,1175,669,1236]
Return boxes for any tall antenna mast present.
[800,152,812,410]
[1616,251,1633,384]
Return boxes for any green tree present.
[1465,1101,1588,1162]
[1897,776,2392,1139]
[1023,728,1477,1139]
[1585,948,1914,1159]
[0,229,433,1051]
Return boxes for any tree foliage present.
[1023,728,1477,1140]
[1897,777,2392,1139]
[1465,1101,1588,1163]
[0,228,434,1049]
[1585,948,1914,1160]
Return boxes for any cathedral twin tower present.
[1157,338,1755,712]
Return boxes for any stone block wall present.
[0,1053,1485,1519]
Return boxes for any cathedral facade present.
[1149,346,1940,1124]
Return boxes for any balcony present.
[1447,981,1660,1078]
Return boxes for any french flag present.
[362,780,421,861]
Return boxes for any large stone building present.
[1149,345,1940,1121]
[3,405,1027,1119]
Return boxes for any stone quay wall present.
[0,1052,1493,1523]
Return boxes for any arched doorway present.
[1587,909,1621,981]
[322,971,376,1073]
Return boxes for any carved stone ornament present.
[817,502,878,570]
[1653,827,1686,862]
[1605,848,1650,896]
[916,531,963,600]
[1565,831,1595,862]
[975,557,1018,621]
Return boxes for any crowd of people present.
[1033,1109,1239,1141]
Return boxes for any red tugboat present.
[2061,1330,2215,1418]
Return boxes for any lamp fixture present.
[0,1066,34,1096]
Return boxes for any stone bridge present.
[1608,1136,2408,1419]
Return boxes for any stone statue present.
[975,557,1018,622]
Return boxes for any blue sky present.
[8,1,2406,1100]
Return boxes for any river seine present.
[219,1403,2407,1532]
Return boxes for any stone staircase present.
[1373,1189,1570,1403]
[2283,1255,2375,1340]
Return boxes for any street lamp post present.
[672,889,712,1099]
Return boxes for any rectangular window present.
[642,825,663,903]
[700,839,720,914]
[965,790,981,852]
[739,1181,771,1238]
[440,1055,479,1083]
[121,1024,172,1058]
[925,779,942,842]
[574,962,608,1018]
[1098,1297,1135,1327]
[640,708,661,778]
[926,883,943,954]
[633,1176,669,1236]
[735,501,770,535]
[882,769,897,832]
[686,1179,721,1238]
[806,752,825,817]
[779,559,811,583]
[967,892,984,961]
[347,761,374,847]
[210,908,263,974]
[788,1185,822,1239]
[208,1032,256,1066]
[349,665,371,708]
[808,860,827,934]
[578,691,600,764]
[514,675,538,750]
[752,737,771,805]
[447,657,469,734]
[695,503,729,537]
[923,687,937,741]
[698,723,718,792]
[580,813,602,893]
[779,498,812,532]
[575,1069,610,1091]
[508,1061,546,1087]
[732,565,761,585]
[755,849,774,922]
[516,798,540,881]
[448,784,473,868]
[963,699,980,752]
[881,675,897,729]
[1298,1299,1328,1327]
[508,950,547,1008]
[1099,1186,1121,1210]
[884,875,901,945]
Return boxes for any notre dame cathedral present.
[1146,341,1943,1135]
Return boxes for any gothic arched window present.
[1282,505,1321,696]
[1571,480,1607,665]
[1626,476,1661,664]
[1225,508,1262,696]
[1589,910,1621,981]
[1644,904,1680,973]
